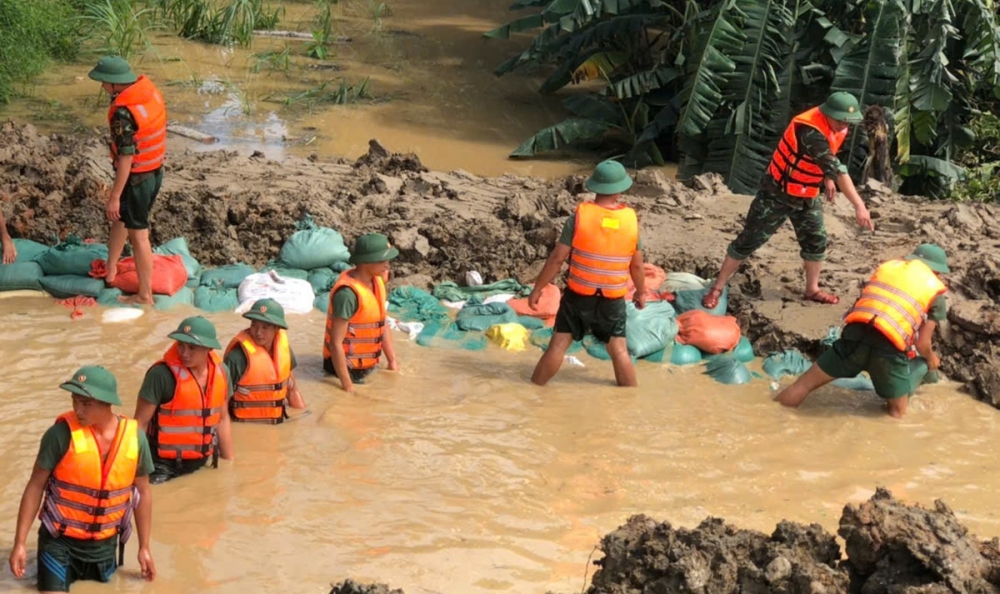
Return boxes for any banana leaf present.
[510,118,616,157]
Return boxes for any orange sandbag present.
[675,309,741,354]
[106,255,187,296]
[627,263,668,303]
[509,283,560,325]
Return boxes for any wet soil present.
[2,121,1000,408]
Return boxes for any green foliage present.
[487,0,1000,199]
[953,112,1000,201]
[82,0,156,60]
[154,0,283,46]
[248,46,292,74]
[0,0,79,103]
[267,77,375,111]
[305,0,336,59]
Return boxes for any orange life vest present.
[225,329,291,424]
[39,412,139,549]
[107,75,167,173]
[767,106,848,198]
[566,202,638,298]
[152,344,227,462]
[323,272,387,370]
[843,259,947,353]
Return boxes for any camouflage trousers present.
[726,189,827,262]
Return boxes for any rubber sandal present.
[804,290,840,305]
[702,286,724,309]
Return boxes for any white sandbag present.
[102,308,145,323]
[660,272,709,293]
[482,293,515,304]
[237,270,315,315]
[387,316,425,340]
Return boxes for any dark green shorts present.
[817,338,929,400]
[323,358,375,383]
[36,530,117,592]
[149,454,208,484]
[120,168,163,230]
[727,189,827,261]
[553,289,627,343]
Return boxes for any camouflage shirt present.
[109,106,138,156]
[761,125,849,194]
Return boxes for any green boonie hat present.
[585,160,633,195]
[906,243,950,274]
[350,233,400,265]
[60,365,122,406]
[168,316,222,350]
[87,56,138,85]
[243,298,288,329]
[820,91,863,124]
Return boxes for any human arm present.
[9,464,51,578]
[629,249,646,309]
[106,109,136,221]
[529,244,571,310]
[329,316,355,393]
[799,127,874,230]
[134,365,173,433]
[217,367,234,460]
[381,325,399,371]
[286,373,306,408]
[915,320,940,370]
[0,209,15,264]
[133,475,155,580]
[833,173,874,231]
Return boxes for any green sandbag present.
[36,237,108,276]
[278,216,350,270]
[583,334,611,360]
[455,302,518,332]
[416,319,487,350]
[153,237,201,281]
[314,291,330,314]
[820,326,841,347]
[626,300,678,358]
[516,315,545,330]
[193,285,239,313]
[832,374,874,391]
[670,341,702,365]
[200,264,254,289]
[12,238,50,263]
[260,264,309,281]
[645,347,669,363]
[0,262,44,291]
[673,285,728,316]
[529,327,582,354]
[762,349,811,379]
[154,287,194,310]
[705,355,752,385]
[39,275,105,298]
[307,267,338,295]
[388,286,450,322]
[432,279,530,302]
[331,261,352,273]
[97,287,123,307]
[730,336,755,363]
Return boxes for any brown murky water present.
[0,0,645,178]
[1,295,998,593]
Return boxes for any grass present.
[267,77,375,112]
[305,0,336,59]
[153,0,283,47]
[248,46,293,74]
[366,0,389,32]
[82,0,156,60]
[0,0,79,102]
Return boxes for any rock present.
[391,227,431,260]
[973,364,1000,408]
[765,556,793,583]
[948,300,1000,335]
[389,273,434,292]
[948,203,985,231]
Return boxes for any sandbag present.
[673,285,728,316]
[12,238,50,263]
[583,334,611,360]
[455,302,518,332]
[729,336,755,363]
[762,349,811,379]
[660,272,707,293]
[200,264,254,289]
[675,310,741,354]
[37,238,108,276]
[314,291,330,314]
[307,267,338,295]
[626,263,668,303]
[486,324,530,352]
[331,261,352,273]
[670,341,703,365]
[96,287,125,307]
[238,271,315,315]
[278,216,350,270]
[432,279,530,302]
[705,355,752,385]
[106,255,187,296]
[508,283,559,323]
[832,374,875,391]
[153,237,201,281]
[516,315,545,330]
[39,275,105,299]
[626,300,678,358]
[260,264,310,281]
[388,286,450,322]
[154,287,195,311]
[193,285,239,313]
[0,262,44,291]
[416,319,488,350]
[528,327,583,354]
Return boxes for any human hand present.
[633,293,646,310]
[824,178,837,202]
[106,197,121,222]
[927,352,941,371]
[527,289,541,311]
[9,542,26,578]
[387,359,399,372]
[341,381,355,394]
[138,547,156,581]
[1,236,15,264]
[855,205,874,231]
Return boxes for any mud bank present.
[330,489,1000,594]
[2,120,999,406]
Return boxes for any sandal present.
[804,290,840,305]
[701,286,724,309]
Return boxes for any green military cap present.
[242,298,288,329]
[168,316,222,350]
[60,365,122,406]
[349,233,400,264]
[88,56,138,85]
[820,92,863,124]
[906,243,950,274]
[585,160,633,195]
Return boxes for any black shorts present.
[119,168,163,230]
[323,357,374,384]
[553,289,627,343]
[149,454,208,485]
[36,530,117,592]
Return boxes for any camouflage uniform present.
[727,126,849,262]
[110,107,163,230]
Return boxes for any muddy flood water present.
[1,294,998,593]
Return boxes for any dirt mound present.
[329,579,404,594]
[2,121,1000,407]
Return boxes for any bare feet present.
[701,286,724,309]
[118,294,154,306]
[803,290,839,305]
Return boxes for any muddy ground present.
[327,489,1000,594]
[2,120,999,407]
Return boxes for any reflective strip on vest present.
[324,272,387,369]
[767,106,847,199]
[108,75,167,173]
[566,202,638,298]
[225,330,291,423]
[153,345,227,461]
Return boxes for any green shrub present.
[954,113,1000,202]
[0,0,79,103]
